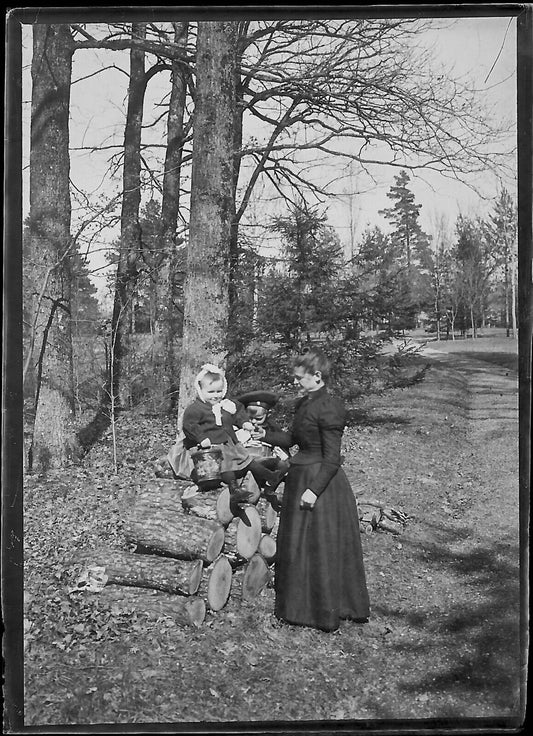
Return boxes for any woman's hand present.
[300,488,318,510]
[200,438,212,449]
[251,426,266,440]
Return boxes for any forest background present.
[17,8,520,475]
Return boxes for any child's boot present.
[263,489,282,513]
[225,477,250,518]
[248,459,287,492]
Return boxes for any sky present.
[21,14,517,305]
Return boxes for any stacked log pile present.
[75,476,281,627]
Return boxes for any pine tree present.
[261,202,342,348]
[483,189,517,336]
[379,170,433,320]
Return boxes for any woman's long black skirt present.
[274,462,370,632]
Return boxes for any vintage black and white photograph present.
[4,4,529,732]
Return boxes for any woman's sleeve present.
[310,399,347,497]
[264,423,293,450]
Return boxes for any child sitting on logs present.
[237,390,291,511]
[181,364,285,512]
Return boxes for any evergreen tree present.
[70,252,101,336]
[454,215,495,337]
[379,170,433,317]
[258,203,342,348]
[483,189,517,336]
[353,226,417,332]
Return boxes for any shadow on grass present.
[345,407,412,427]
[449,351,518,375]
[373,522,522,714]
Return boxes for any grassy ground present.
[20,334,524,730]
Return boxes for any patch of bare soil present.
[20,342,523,728]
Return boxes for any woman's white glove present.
[300,488,318,510]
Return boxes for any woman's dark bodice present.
[289,386,347,495]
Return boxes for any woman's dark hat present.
[237,390,278,411]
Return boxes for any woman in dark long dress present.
[266,349,370,632]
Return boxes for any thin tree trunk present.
[177,21,238,422]
[158,21,189,412]
[110,23,146,410]
[504,259,510,337]
[28,24,81,472]
[511,255,517,338]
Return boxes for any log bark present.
[77,549,203,595]
[182,485,233,526]
[198,554,233,611]
[242,553,270,601]
[99,585,206,627]
[133,480,185,513]
[257,534,276,564]
[124,509,225,563]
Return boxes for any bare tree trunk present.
[78,25,149,452]
[27,24,81,472]
[110,23,147,410]
[511,254,517,338]
[177,21,238,422]
[504,259,510,337]
[158,21,189,412]
[227,23,249,360]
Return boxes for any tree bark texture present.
[99,585,206,627]
[78,548,204,595]
[181,485,237,526]
[177,21,238,423]
[158,21,190,411]
[28,24,80,472]
[124,505,224,563]
[133,480,184,513]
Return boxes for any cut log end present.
[242,554,270,601]
[236,505,262,560]
[263,502,278,533]
[206,555,233,611]
[216,487,234,525]
[186,596,207,627]
[206,525,225,563]
[258,534,276,564]
[188,558,204,595]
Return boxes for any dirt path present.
[341,345,522,719]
